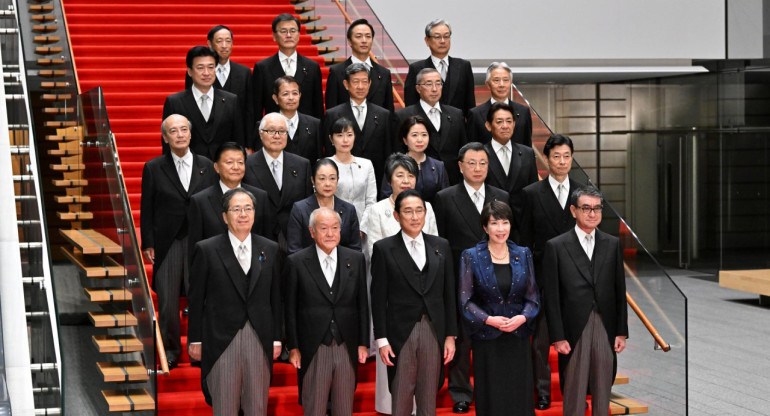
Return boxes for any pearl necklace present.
[489,245,508,261]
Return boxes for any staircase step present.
[57,211,94,221]
[50,162,85,171]
[55,194,90,203]
[85,288,132,302]
[89,311,138,328]
[97,361,149,382]
[92,334,143,354]
[61,247,125,278]
[52,178,87,187]
[59,229,121,255]
[610,393,648,415]
[102,389,155,412]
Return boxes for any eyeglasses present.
[228,205,254,214]
[418,81,443,89]
[577,205,603,214]
[462,160,488,168]
[400,208,426,217]
[260,129,288,137]
[277,28,298,35]
[429,34,451,40]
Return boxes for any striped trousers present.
[391,315,441,416]
[301,340,356,416]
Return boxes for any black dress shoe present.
[166,359,178,370]
[453,401,470,414]
[536,395,551,410]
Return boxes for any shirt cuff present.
[273,341,282,347]
[375,338,389,348]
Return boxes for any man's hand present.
[188,343,201,361]
[143,248,155,264]
[289,348,301,369]
[443,336,456,365]
[273,345,282,361]
[379,345,396,366]
[553,340,571,355]
[358,346,368,364]
[499,315,526,333]
[614,336,627,353]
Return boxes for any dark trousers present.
[447,318,473,403]
[302,340,356,416]
[391,315,442,416]
[531,308,552,398]
[155,237,187,361]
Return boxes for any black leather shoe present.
[167,359,178,370]
[536,395,551,410]
[453,401,470,414]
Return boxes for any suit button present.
[330,291,334,295]
[331,319,335,324]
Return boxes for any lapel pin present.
[514,256,520,265]
[346,262,351,269]
[434,249,441,256]
[385,209,391,218]
[292,170,297,177]
[199,169,204,175]
[221,98,225,103]
[519,151,522,156]
[305,127,310,134]
[431,166,435,171]
[447,115,452,122]
[259,250,266,262]
[378,75,382,79]
[302,67,307,75]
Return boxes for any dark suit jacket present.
[542,229,628,378]
[162,88,244,160]
[483,141,538,235]
[187,183,276,255]
[188,233,282,405]
[140,152,217,275]
[243,150,313,240]
[380,156,449,203]
[458,240,540,339]
[433,183,509,265]
[324,101,394,188]
[518,178,580,278]
[325,57,394,112]
[284,245,369,386]
[186,61,254,145]
[396,103,466,184]
[286,195,362,254]
[466,100,533,147]
[404,56,475,116]
[252,53,324,122]
[285,112,323,165]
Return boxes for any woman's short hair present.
[481,200,513,227]
[328,116,355,138]
[384,152,418,184]
[398,115,430,140]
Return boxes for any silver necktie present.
[584,234,594,259]
[284,58,294,76]
[272,159,282,190]
[354,105,365,130]
[429,107,440,131]
[200,94,211,122]
[439,59,447,81]
[557,183,567,209]
[287,119,296,139]
[324,255,334,286]
[473,191,482,213]
[217,66,227,86]
[499,146,510,176]
[410,240,425,270]
[237,243,249,274]
[176,159,189,191]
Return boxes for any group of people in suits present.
[139,11,628,416]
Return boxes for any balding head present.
[309,207,341,254]
[161,114,192,157]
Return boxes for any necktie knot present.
[237,243,249,273]
[199,94,211,121]
[271,159,282,190]
[473,191,482,213]
[439,59,447,81]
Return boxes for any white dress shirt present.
[316,245,338,287]
[263,151,285,186]
[463,180,485,213]
[548,175,570,209]
[219,180,241,194]
[350,98,368,129]
[351,55,372,69]
[170,150,192,191]
[216,60,230,85]
[281,111,299,139]
[191,85,215,115]
[278,50,298,76]
[420,99,442,131]
[490,139,513,176]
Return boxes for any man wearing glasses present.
[403,19,475,116]
[244,113,313,253]
[542,186,629,416]
[253,13,324,124]
[396,68,467,185]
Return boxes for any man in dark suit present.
[188,142,276,255]
[396,68,466,185]
[483,102,538,237]
[163,46,244,160]
[141,114,218,369]
[371,189,457,416]
[285,207,369,415]
[272,75,322,164]
[519,134,580,410]
[324,63,393,189]
[185,25,254,147]
[187,188,283,414]
[243,113,313,251]
[325,18,394,112]
[253,13,324,122]
[432,142,508,414]
[466,62,532,147]
[403,19,475,116]
[543,186,628,416]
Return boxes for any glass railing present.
[0,297,10,416]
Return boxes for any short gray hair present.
[309,207,341,229]
[222,187,257,213]
[424,19,452,37]
[571,186,604,208]
[416,67,440,85]
[258,112,287,131]
[485,62,513,83]
[161,114,192,136]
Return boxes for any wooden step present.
[59,229,121,255]
[311,35,333,44]
[43,107,74,114]
[41,81,69,89]
[60,246,125,278]
[85,288,132,303]
[37,58,65,65]
[32,25,58,33]
[45,121,78,128]
[298,15,320,23]
[29,5,54,12]
[52,178,87,186]
[54,194,90,203]
[610,392,648,415]
[92,334,143,353]
[295,5,315,12]
[50,162,84,171]
[317,46,339,54]
[324,57,346,65]
[102,389,154,412]
[305,25,326,34]
[57,211,94,221]
[31,15,56,23]
[719,269,770,296]
[35,46,63,55]
[33,35,61,44]
[614,373,629,385]
[46,134,80,142]
[97,361,149,383]
[48,148,82,156]
[88,311,138,328]
[41,93,72,101]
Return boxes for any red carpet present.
[64,1,587,414]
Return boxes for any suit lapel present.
[506,143,523,190]
[436,104,455,152]
[250,151,281,207]
[452,186,484,240]
[393,233,423,295]
[564,231,594,286]
[247,235,264,296]
[159,154,188,197]
[536,180,564,236]
[216,238,248,301]
[591,231,609,284]
[269,54,286,81]
[293,55,308,85]
[279,154,300,207]
[304,251,334,303]
[368,62,383,100]
[207,187,227,229]
[442,56,458,103]
[486,143,508,187]
[187,155,205,194]
[335,253,349,304]
[359,105,381,152]
[181,90,208,135]
[423,236,440,294]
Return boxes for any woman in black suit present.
[458,200,540,416]
[287,158,362,253]
[381,116,449,203]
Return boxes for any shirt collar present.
[548,175,569,196]
[191,84,214,102]
[217,60,230,72]
[228,230,251,251]
[170,149,192,165]
[490,97,510,105]
[430,55,448,68]
[277,50,297,63]
[351,55,372,67]
[401,230,425,248]
[463,180,484,199]
[219,180,241,194]
[315,245,338,265]
[262,150,284,167]
[280,111,299,127]
[419,99,441,115]
[350,98,367,108]
[490,138,512,154]
[574,225,595,242]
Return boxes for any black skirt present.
[472,332,534,416]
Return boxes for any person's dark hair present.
[214,142,247,164]
[272,13,300,33]
[207,25,232,42]
[481,200,513,228]
[457,141,488,162]
[312,158,339,180]
[347,18,375,40]
[384,152,418,184]
[344,62,371,81]
[394,188,425,213]
[486,102,515,124]
[328,117,355,139]
[273,75,301,95]
[543,134,574,157]
[399,116,430,141]
[186,45,218,69]
[571,186,603,208]
[416,68,440,85]
[222,187,257,212]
